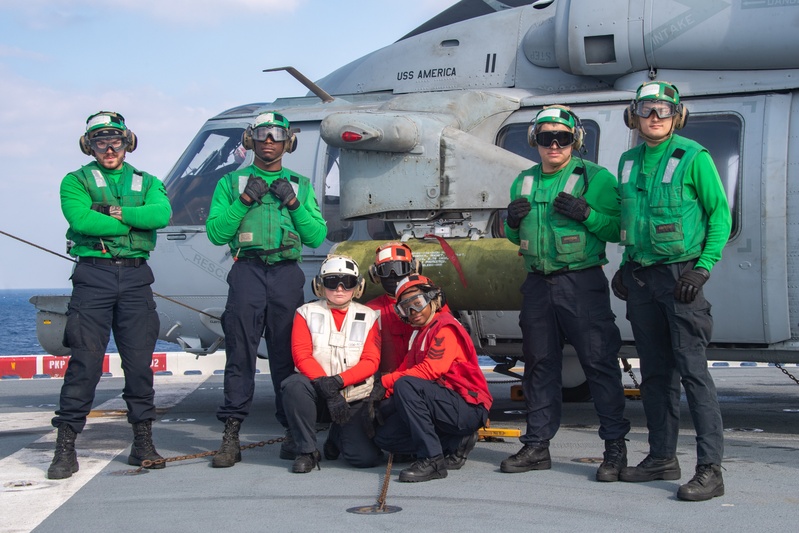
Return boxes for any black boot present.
[47,424,79,480]
[399,455,448,482]
[212,418,242,468]
[292,450,321,473]
[677,464,725,501]
[619,454,681,482]
[279,428,297,460]
[128,420,165,469]
[323,437,340,461]
[445,431,478,470]
[500,445,551,473]
[596,438,627,482]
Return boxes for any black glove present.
[91,204,111,215]
[674,267,709,303]
[325,394,352,425]
[313,375,343,400]
[611,268,628,301]
[506,198,531,229]
[553,192,590,222]
[365,379,387,428]
[368,381,387,403]
[241,174,268,206]
[269,177,297,210]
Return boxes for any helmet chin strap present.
[326,299,350,310]
[419,301,440,327]
[253,143,287,166]
[638,116,676,144]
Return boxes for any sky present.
[0,0,459,290]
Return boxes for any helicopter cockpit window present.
[163,127,247,226]
[323,147,355,242]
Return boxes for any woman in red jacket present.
[373,275,493,482]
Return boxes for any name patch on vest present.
[329,331,346,348]
[238,232,254,243]
[561,235,581,244]
[656,223,677,234]
[131,174,143,192]
[519,239,529,251]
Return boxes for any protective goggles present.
[395,292,432,318]
[374,260,412,278]
[634,101,678,119]
[90,137,126,153]
[321,274,359,291]
[251,126,290,142]
[535,130,574,148]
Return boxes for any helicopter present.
[32,0,799,396]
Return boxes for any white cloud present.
[0,66,212,290]
[0,0,303,26]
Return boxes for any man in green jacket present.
[206,112,326,467]
[48,111,172,479]
[501,106,630,481]
[613,81,732,501]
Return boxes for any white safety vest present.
[296,300,378,402]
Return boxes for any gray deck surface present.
[1,365,798,533]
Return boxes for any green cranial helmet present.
[635,81,680,106]
[534,105,576,131]
[252,112,290,130]
[85,111,127,138]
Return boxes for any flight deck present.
[2,361,798,533]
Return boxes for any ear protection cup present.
[286,133,297,153]
[353,277,365,299]
[368,264,380,285]
[434,287,446,310]
[573,123,584,151]
[242,127,254,151]
[312,275,324,298]
[623,103,637,130]
[527,105,585,151]
[242,126,297,152]
[125,129,137,152]
[674,105,688,130]
[79,134,92,156]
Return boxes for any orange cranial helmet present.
[368,242,421,284]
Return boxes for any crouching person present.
[373,275,493,482]
[281,255,382,473]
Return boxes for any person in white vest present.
[280,254,383,473]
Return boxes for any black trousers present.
[281,374,381,468]
[374,376,487,459]
[622,260,723,465]
[53,261,159,432]
[518,266,630,447]
[217,259,304,426]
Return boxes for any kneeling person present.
[281,255,382,473]
[374,275,493,482]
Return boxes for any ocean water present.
[0,289,179,356]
